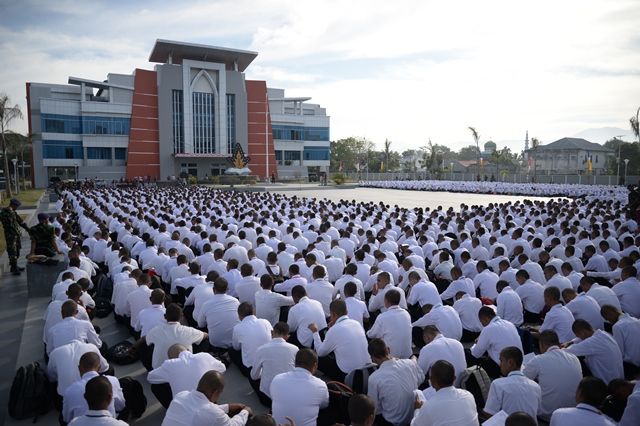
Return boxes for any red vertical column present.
[126,69,160,179]
[245,80,276,180]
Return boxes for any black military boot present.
[10,260,21,276]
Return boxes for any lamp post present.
[21,161,25,191]
[615,135,624,185]
[11,158,18,195]
[74,162,79,181]
[450,162,454,180]
[624,159,630,185]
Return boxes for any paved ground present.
[0,185,555,425]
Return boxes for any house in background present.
[525,137,613,175]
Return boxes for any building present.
[525,137,613,175]
[26,39,329,187]
[268,89,330,180]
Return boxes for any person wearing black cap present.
[29,212,60,257]
[0,198,29,275]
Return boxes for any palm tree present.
[0,93,23,197]
[384,139,392,173]
[631,107,640,143]
[6,132,31,190]
[468,127,480,180]
[531,137,541,181]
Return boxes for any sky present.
[1,0,639,153]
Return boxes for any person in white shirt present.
[601,305,640,378]
[147,344,226,408]
[230,302,273,377]
[274,264,307,296]
[309,299,371,381]
[496,280,524,326]
[51,272,75,301]
[562,288,605,330]
[135,303,207,369]
[481,346,541,422]
[44,283,90,346]
[406,271,441,314]
[198,278,240,349]
[522,330,583,421]
[549,377,616,426]
[535,286,576,344]
[255,274,294,326]
[584,245,610,273]
[250,322,299,406]
[234,263,261,306]
[62,352,125,423]
[334,263,365,300]
[368,272,408,313]
[411,360,479,426]
[270,348,329,426]
[514,270,545,324]
[162,370,251,426]
[47,340,110,398]
[367,338,424,425]
[347,394,376,426]
[47,300,102,355]
[565,319,624,384]
[412,303,462,343]
[581,276,622,310]
[344,282,370,327]
[305,265,334,317]
[367,289,413,359]
[167,255,191,295]
[439,267,475,301]
[287,285,327,348]
[616,379,640,426]
[473,261,500,300]
[67,376,128,426]
[124,272,152,333]
[453,292,484,342]
[418,325,466,386]
[612,266,640,317]
[470,306,523,379]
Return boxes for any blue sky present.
[1,0,639,152]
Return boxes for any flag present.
[339,161,343,172]
[380,161,385,172]
[587,155,593,173]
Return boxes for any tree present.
[631,107,640,143]
[458,145,479,161]
[530,137,541,180]
[468,127,481,179]
[604,137,640,179]
[330,137,375,172]
[383,139,392,172]
[0,93,23,197]
[5,132,30,190]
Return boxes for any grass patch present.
[0,214,29,256]
[1,189,44,207]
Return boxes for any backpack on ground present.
[8,362,52,420]
[94,274,113,300]
[106,340,137,365]
[345,362,378,394]
[459,365,492,412]
[94,296,113,318]
[119,376,147,420]
[317,381,353,426]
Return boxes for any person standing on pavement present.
[0,198,29,275]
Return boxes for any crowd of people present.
[35,183,640,425]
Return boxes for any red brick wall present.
[245,80,277,180]
[126,69,160,179]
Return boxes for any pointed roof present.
[533,137,612,152]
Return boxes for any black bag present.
[317,381,353,426]
[94,296,113,318]
[106,340,137,365]
[266,265,285,284]
[8,362,52,420]
[94,274,113,300]
[119,376,147,420]
[459,365,491,413]
[345,362,378,394]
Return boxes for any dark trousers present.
[374,414,394,426]
[228,348,251,377]
[624,361,640,380]
[287,332,305,349]
[461,328,481,343]
[318,355,346,383]
[523,310,542,325]
[151,383,173,409]
[465,349,502,380]
[412,326,425,349]
[139,343,154,371]
[518,327,538,355]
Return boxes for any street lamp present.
[21,161,25,191]
[624,159,630,185]
[450,162,454,180]
[11,158,18,195]
[74,162,79,181]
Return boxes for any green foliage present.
[330,137,375,172]
[187,175,198,185]
[332,173,346,185]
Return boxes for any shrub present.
[187,175,198,185]
[332,173,346,185]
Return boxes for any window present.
[82,116,130,135]
[41,114,82,134]
[172,90,184,153]
[114,148,127,160]
[227,94,236,154]
[42,140,83,159]
[192,91,215,153]
[284,150,301,162]
[87,147,112,160]
[272,125,330,142]
[303,147,330,161]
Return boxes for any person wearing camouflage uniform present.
[29,212,59,257]
[0,199,29,275]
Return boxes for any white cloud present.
[0,0,639,153]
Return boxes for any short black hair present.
[430,360,455,387]
[578,377,608,407]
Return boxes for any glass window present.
[227,94,236,154]
[42,140,83,159]
[303,147,330,161]
[114,148,127,160]
[87,147,112,160]
[271,125,329,142]
[41,114,82,134]
[173,90,184,153]
[284,150,301,161]
[192,91,215,154]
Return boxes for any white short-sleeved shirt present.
[287,297,327,347]
[484,371,541,419]
[232,315,273,368]
[565,329,624,384]
[250,337,298,397]
[367,306,413,359]
[146,322,205,369]
[270,368,329,426]
[550,403,616,426]
[255,289,294,326]
[345,296,369,326]
[412,304,462,341]
[47,340,109,395]
[62,372,125,423]
[199,294,240,348]
[539,303,576,343]
[147,351,226,396]
[312,316,371,373]
[411,386,479,426]
[418,334,466,385]
[471,316,523,364]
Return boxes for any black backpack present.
[106,340,137,365]
[459,365,492,413]
[119,376,147,420]
[8,362,52,420]
[266,265,285,284]
[94,297,113,318]
[345,363,378,394]
[318,381,353,426]
[94,274,113,300]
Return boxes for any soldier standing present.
[0,199,29,275]
[29,213,60,257]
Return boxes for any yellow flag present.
[380,161,385,172]
[587,156,593,172]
